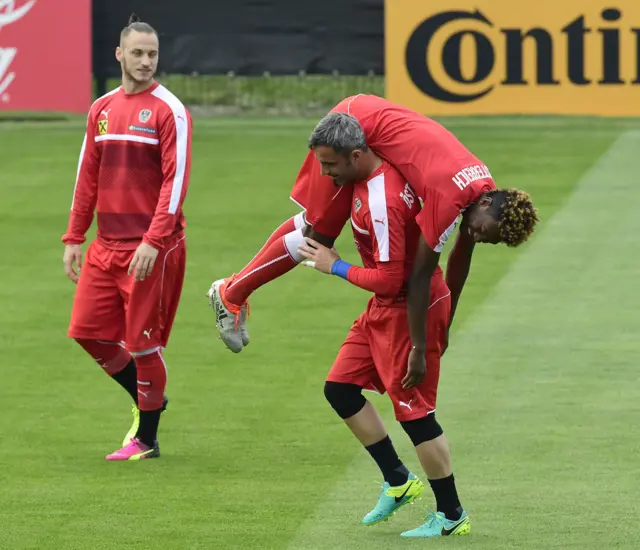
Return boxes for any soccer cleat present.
[362,473,425,526]
[106,438,160,461]
[122,396,168,447]
[400,510,470,538]
[206,278,249,353]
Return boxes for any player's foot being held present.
[106,438,160,461]
[206,278,249,353]
[362,473,424,526]
[122,396,169,447]
[400,510,470,537]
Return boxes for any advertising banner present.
[0,0,91,113]
[386,0,640,116]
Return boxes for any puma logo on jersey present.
[374,218,386,226]
[143,328,153,339]
[100,109,111,119]
[399,400,413,411]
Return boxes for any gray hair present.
[308,112,369,156]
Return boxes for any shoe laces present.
[424,511,445,526]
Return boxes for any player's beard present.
[122,58,155,86]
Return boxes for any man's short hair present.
[308,112,369,156]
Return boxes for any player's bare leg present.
[208,213,336,352]
[324,382,425,525]
[400,415,470,537]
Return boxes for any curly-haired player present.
[207,98,539,357]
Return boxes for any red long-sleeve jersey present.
[346,161,443,306]
[62,82,193,250]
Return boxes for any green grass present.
[0,116,637,549]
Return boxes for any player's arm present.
[298,206,407,296]
[142,109,192,249]
[407,191,460,354]
[62,110,100,246]
[406,238,441,353]
[61,110,100,283]
[444,218,476,328]
[300,243,405,296]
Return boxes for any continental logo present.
[385,1,640,116]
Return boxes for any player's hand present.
[63,244,83,284]
[298,237,340,275]
[62,244,82,284]
[128,242,159,282]
[402,346,426,389]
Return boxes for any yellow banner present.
[385,1,640,116]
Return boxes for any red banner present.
[0,0,91,113]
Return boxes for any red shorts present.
[327,277,451,421]
[289,149,353,238]
[68,237,186,353]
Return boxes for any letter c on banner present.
[405,10,495,103]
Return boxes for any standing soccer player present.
[61,14,192,461]
[297,113,469,538]
[208,94,538,354]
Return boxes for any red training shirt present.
[62,82,193,250]
[346,161,444,306]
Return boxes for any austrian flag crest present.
[139,109,152,123]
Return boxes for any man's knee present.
[303,225,336,248]
[324,381,366,419]
[74,338,131,375]
[400,413,444,446]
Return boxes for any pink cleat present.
[106,438,160,461]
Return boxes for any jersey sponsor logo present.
[97,119,108,135]
[451,164,492,191]
[374,217,386,226]
[399,183,416,209]
[138,109,152,123]
[129,124,157,134]
[354,197,362,212]
[0,0,37,102]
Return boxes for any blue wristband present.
[331,259,352,280]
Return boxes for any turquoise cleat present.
[362,473,424,526]
[401,510,470,537]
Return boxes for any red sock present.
[75,338,131,376]
[134,350,167,411]
[246,214,299,264]
[225,215,305,306]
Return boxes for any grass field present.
[1,115,639,549]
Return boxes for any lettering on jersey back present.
[452,164,492,190]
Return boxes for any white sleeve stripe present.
[434,217,460,253]
[70,133,87,209]
[151,85,189,215]
[367,173,390,262]
[346,94,363,115]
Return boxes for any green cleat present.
[401,510,470,537]
[362,473,424,526]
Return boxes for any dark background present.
[93,0,385,81]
